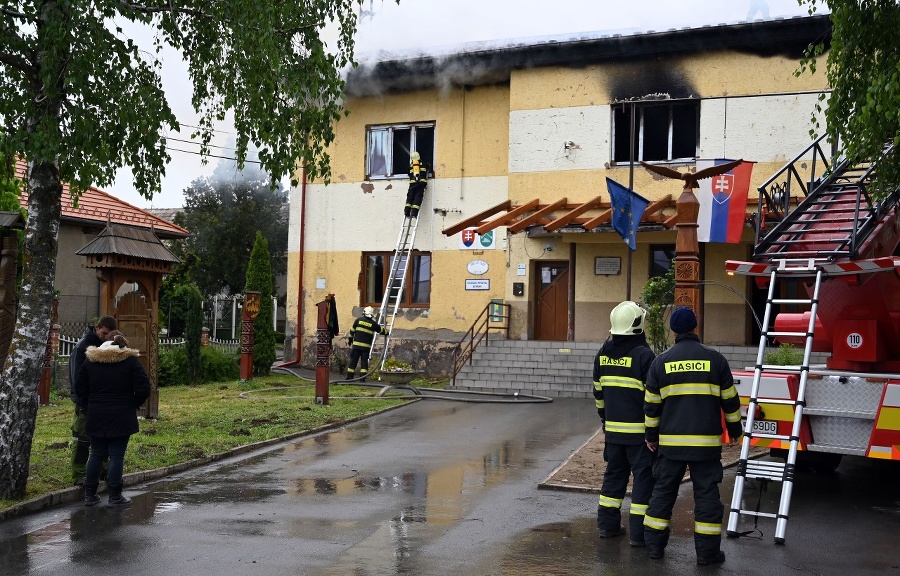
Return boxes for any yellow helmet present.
[609,301,646,335]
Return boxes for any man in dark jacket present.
[68,315,116,485]
[642,307,743,566]
[593,301,656,545]
[346,306,387,382]
[76,331,151,506]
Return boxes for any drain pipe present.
[276,164,307,368]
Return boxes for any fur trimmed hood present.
[85,342,141,363]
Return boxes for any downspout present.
[276,164,307,367]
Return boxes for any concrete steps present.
[451,339,831,399]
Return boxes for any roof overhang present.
[346,16,831,97]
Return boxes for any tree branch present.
[114,1,213,19]
[0,8,33,21]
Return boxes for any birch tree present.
[800,1,900,189]
[0,0,367,499]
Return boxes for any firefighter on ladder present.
[404,151,428,218]
[346,306,387,382]
[593,301,656,546]
[642,307,744,566]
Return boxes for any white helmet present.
[410,151,420,162]
[363,306,375,317]
[609,301,646,335]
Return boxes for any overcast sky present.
[106,0,819,209]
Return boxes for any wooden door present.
[116,289,156,417]
[534,262,569,341]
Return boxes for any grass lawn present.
[2,373,437,512]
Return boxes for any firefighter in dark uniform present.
[593,301,656,545]
[404,151,428,218]
[346,306,387,382]
[642,307,743,566]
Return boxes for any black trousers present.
[347,346,370,379]
[597,441,655,540]
[643,454,724,559]
[405,183,426,217]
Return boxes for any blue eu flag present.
[606,177,649,251]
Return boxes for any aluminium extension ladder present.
[726,258,824,545]
[367,215,421,370]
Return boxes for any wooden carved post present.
[314,295,335,405]
[674,186,702,331]
[38,297,59,405]
[640,159,744,332]
[240,291,261,381]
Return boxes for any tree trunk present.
[0,161,62,499]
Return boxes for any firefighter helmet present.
[411,151,420,162]
[609,301,646,335]
[363,306,375,317]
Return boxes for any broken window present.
[613,100,699,164]
[366,123,435,180]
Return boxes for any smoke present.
[351,0,820,65]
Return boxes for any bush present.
[201,345,240,382]
[764,342,802,366]
[274,331,285,345]
[158,345,239,386]
[158,346,189,387]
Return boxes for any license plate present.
[751,419,778,434]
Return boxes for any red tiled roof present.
[14,159,188,239]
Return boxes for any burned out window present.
[366,123,435,180]
[613,100,699,164]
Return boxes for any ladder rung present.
[748,397,799,406]
[770,298,814,305]
[765,331,809,338]
[734,510,779,519]
[750,432,793,441]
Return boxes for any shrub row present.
[158,345,239,386]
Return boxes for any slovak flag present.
[697,159,754,243]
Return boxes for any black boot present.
[84,483,100,507]
[107,484,132,507]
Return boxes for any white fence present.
[56,335,240,359]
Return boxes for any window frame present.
[649,244,676,279]
[612,100,700,165]
[361,250,432,308]
[365,122,435,180]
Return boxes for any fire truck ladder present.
[368,215,420,370]
[726,260,824,545]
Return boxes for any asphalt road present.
[0,398,898,576]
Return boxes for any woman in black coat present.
[75,331,151,506]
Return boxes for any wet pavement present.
[0,398,898,576]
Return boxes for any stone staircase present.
[450,339,830,399]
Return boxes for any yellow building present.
[285,15,831,376]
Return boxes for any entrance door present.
[534,262,569,341]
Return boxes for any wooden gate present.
[116,289,157,418]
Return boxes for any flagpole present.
[626,101,636,301]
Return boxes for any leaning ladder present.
[726,258,824,545]
[368,215,420,369]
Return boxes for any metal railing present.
[756,140,899,261]
[451,301,511,385]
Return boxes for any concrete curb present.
[0,400,415,522]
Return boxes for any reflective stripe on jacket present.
[643,333,743,460]
[350,316,387,349]
[593,336,655,445]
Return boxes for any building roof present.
[76,222,180,264]
[14,160,189,239]
[346,15,831,97]
[144,207,182,224]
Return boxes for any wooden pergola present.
[441,195,677,237]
